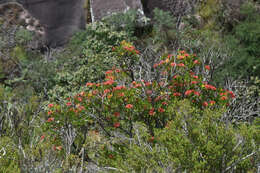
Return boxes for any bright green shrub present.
[48,22,130,100]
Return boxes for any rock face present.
[142,0,198,18]
[0,0,144,48]
[90,0,144,22]
[17,0,86,47]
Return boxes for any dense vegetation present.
[0,0,259,172]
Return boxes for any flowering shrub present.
[45,42,236,139]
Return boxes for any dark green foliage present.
[215,2,260,80]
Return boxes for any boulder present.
[90,0,144,22]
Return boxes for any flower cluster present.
[45,47,235,139]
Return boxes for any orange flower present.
[86,82,94,87]
[204,84,216,91]
[205,65,210,70]
[48,103,54,108]
[220,96,228,100]
[145,82,151,86]
[162,101,168,105]
[193,91,200,96]
[149,108,155,116]
[153,63,159,68]
[47,117,54,122]
[177,63,185,67]
[170,62,176,67]
[193,60,200,65]
[228,91,235,98]
[177,55,185,60]
[202,101,208,107]
[125,104,133,109]
[66,102,72,106]
[113,122,120,128]
[103,80,114,85]
[185,90,194,96]
[173,92,181,97]
[158,107,165,113]
[104,89,111,94]
[40,135,45,141]
[193,75,199,79]
[105,70,113,75]
[209,100,216,105]
[184,53,189,57]
[191,81,198,84]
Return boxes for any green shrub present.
[48,22,129,100]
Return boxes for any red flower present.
[48,111,52,115]
[193,60,200,65]
[47,117,54,122]
[77,97,82,102]
[104,89,110,94]
[162,101,168,105]
[173,92,181,97]
[105,70,113,75]
[177,55,185,60]
[185,90,194,96]
[86,82,94,87]
[113,85,126,91]
[170,62,176,67]
[193,91,200,96]
[145,82,151,86]
[66,102,72,106]
[40,135,45,141]
[209,100,216,105]
[149,108,155,116]
[114,112,120,117]
[192,75,198,79]
[115,69,121,73]
[220,96,227,100]
[103,80,114,85]
[204,84,216,91]
[179,50,185,54]
[153,63,158,68]
[125,104,133,109]
[158,107,165,113]
[205,65,210,70]
[113,122,120,128]
[202,101,208,107]
[228,91,235,98]
[48,103,54,108]
[177,63,185,67]
[191,81,198,84]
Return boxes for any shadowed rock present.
[17,0,86,47]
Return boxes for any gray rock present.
[90,0,144,22]
[18,0,86,48]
